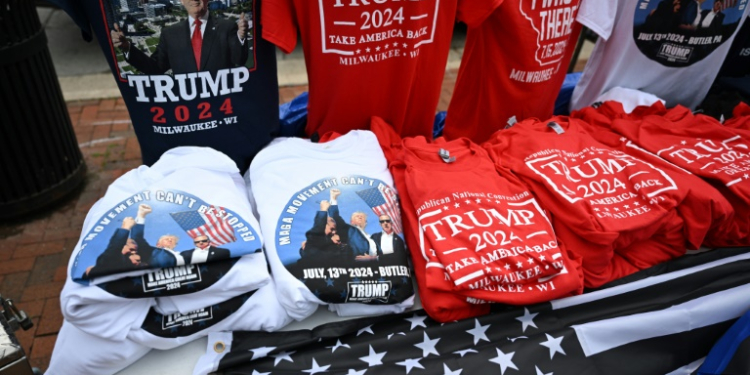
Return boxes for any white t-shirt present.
[47,321,151,375]
[595,86,666,113]
[571,0,750,111]
[248,130,415,320]
[61,147,270,340]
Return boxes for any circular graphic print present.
[632,0,747,67]
[274,176,413,304]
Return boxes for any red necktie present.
[192,19,202,70]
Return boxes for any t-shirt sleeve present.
[261,0,298,54]
[576,0,617,41]
[456,0,504,28]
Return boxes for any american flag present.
[170,206,236,246]
[721,0,738,11]
[356,185,403,234]
[200,247,750,375]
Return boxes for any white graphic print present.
[632,0,748,67]
[319,0,440,65]
[525,147,678,218]
[519,0,580,66]
[415,191,566,291]
[656,135,750,188]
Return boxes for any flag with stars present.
[356,186,403,234]
[170,206,236,246]
[202,247,750,375]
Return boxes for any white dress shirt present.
[187,14,209,38]
[379,231,394,255]
[701,11,717,29]
[163,248,185,266]
[190,246,210,264]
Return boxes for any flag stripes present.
[207,248,750,375]
[356,186,403,234]
[587,322,733,375]
[170,206,236,246]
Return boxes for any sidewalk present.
[0,7,593,372]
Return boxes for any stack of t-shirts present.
[248,130,415,321]
[49,280,293,375]
[571,102,737,249]
[586,102,750,248]
[484,118,696,288]
[371,117,584,322]
[52,147,289,374]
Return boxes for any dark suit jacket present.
[131,223,177,268]
[299,211,353,263]
[300,211,330,259]
[371,231,409,267]
[86,228,134,278]
[181,246,231,264]
[328,205,371,257]
[645,0,683,31]
[700,10,725,33]
[681,1,702,27]
[371,232,406,257]
[126,15,248,74]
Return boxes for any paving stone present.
[37,298,63,336]
[27,253,65,286]
[13,316,39,356]
[20,282,64,303]
[0,259,35,277]
[0,272,30,302]
[13,241,66,260]
[30,334,57,367]
[53,266,67,283]
[16,299,46,320]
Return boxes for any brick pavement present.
[0,71,458,372]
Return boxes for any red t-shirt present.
[609,109,750,204]
[444,0,583,144]
[263,0,497,139]
[724,102,750,130]
[599,107,750,247]
[371,117,491,322]
[400,137,582,302]
[571,103,738,248]
[484,117,691,287]
[371,116,583,321]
